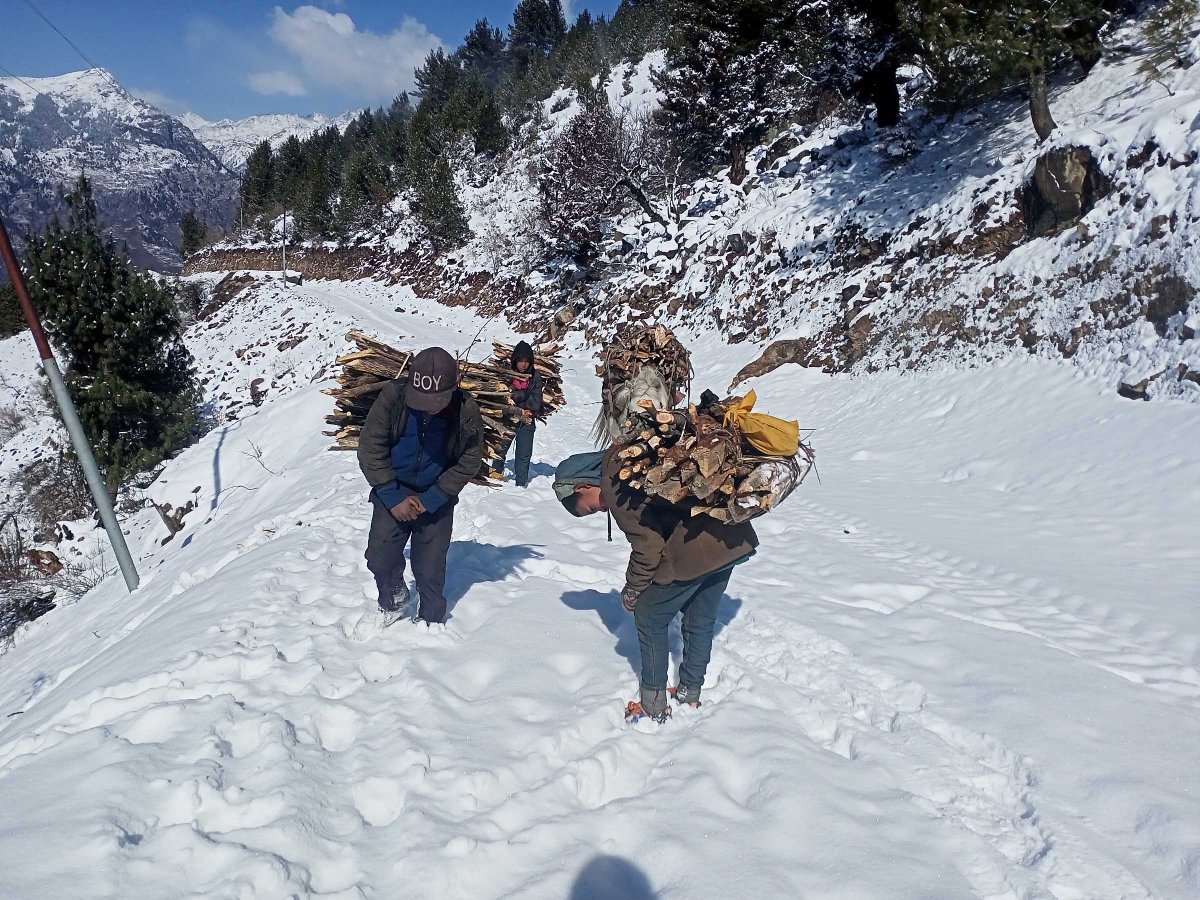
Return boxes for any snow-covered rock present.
[0,69,238,272]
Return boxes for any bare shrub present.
[0,515,54,650]
[175,279,212,328]
[537,105,687,260]
[0,406,24,445]
[18,449,95,528]
[57,542,115,601]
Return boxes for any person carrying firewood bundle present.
[356,347,484,630]
[496,340,543,487]
[554,448,759,724]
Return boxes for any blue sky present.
[1,1,618,121]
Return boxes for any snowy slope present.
[0,278,1196,899]
[443,32,1199,402]
[183,111,358,172]
[0,69,238,271]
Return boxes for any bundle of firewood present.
[594,323,693,445]
[597,324,693,393]
[612,394,815,524]
[323,330,564,481]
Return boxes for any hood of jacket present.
[511,340,535,372]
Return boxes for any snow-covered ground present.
[0,279,1197,898]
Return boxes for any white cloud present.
[267,5,441,101]
[248,69,308,97]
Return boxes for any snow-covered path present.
[1,281,1196,899]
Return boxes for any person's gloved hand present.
[621,585,640,613]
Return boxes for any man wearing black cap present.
[357,346,485,628]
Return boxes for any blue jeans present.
[500,422,536,486]
[634,568,732,692]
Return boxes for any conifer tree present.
[510,0,568,71]
[272,135,307,209]
[240,140,275,219]
[659,0,829,181]
[0,282,24,338]
[459,19,508,88]
[180,210,208,256]
[416,156,471,250]
[921,0,1113,140]
[299,160,337,236]
[24,176,199,491]
[415,49,465,111]
[473,94,510,156]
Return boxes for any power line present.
[0,62,53,103]
[19,0,127,95]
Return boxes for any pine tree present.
[921,0,1114,141]
[299,162,337,236]
[415,49,465,111]
[273,135,307,208]
[840,1,924,127]
[473,94,510,156]
[0,282,25,338]
[510,0,568,72]
[1140,0,1198,92]
[240,140,275,219]
[659,0,831,180]
[416,156,471,250]
[180,210,208,256]
[23,176,199,491]
[459,19,508,89]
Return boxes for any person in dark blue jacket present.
[357,347,484,627]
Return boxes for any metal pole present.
[281,207,287,282]
[0,215,140,592]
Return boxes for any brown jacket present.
[601,446,758,594]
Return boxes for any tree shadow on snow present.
[569,855,657,900]
[443,541,543,613]
[559,589,743,677]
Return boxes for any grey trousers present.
[365,493,455,623]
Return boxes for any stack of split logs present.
[602,325,814,523]
[324,330,564,482]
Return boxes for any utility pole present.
[281,206,288,283]
[0,215,140,592]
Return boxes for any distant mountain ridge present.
[0,68,238,272]
[182,110,358,172]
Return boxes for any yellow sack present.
[723,390,799,457]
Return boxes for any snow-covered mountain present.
[182,110,358,172]
[0,68,238,272]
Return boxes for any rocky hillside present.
[0,69,238,272]
[188,24,1200,402]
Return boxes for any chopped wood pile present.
[611,388,815,524]
[323,330,564,481]
[597,324,693,397]
[595,323,693,446]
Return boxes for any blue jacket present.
[376,409,453,513]
[358,380,485,515]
